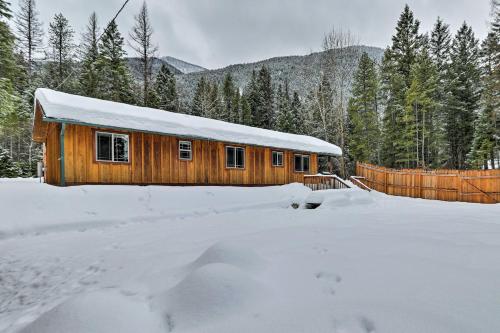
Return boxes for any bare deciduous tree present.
[321,27,360,177]
[129,1,157,107]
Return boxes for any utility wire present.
[54,0,132,90]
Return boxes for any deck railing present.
[303,174,350,191]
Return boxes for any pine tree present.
[347,52,380,165]
[152,64,179,112]
[222,73,237,122]
[254,66,274,129]
[446,22,481,169]
[129,1,157,107]
[15,0,43,81]
[45,13,75,91]
[79,12,99,97]
[404,44,438,168]
[0,147,22,177]
[245,70,259,126]
[96,20,134,103]
[380,48,406,167]
[0,5,17,82]
[275,79,293,132]
[468,15,499,169]
[429,17,451,167]
[0,0,11,19]
[290,91,304,134]
[380,5,421,168]
[191,77,220,117]
[239,94,253,126]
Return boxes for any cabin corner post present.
[59,123,65,186]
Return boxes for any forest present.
[0,0,498,178]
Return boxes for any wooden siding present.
[356,162,500,204]
[44,122,61,185]
[44,123,318,186]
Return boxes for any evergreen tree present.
[380,48,406,167]
[347,52,380,165]
[152,64,179,112]
[222,73,237,122]
[96,20,134,103]
[15,0,43,81]
[0,147,22,177]
[429,17,451,167]
[0,0,11,19]
[191,77,220,118]
[380,5,422,167]
[0,5,18,82]
[290,91,304,134]
[468,19,499,168]
[245,70,259,126]
[446,22,481,169]
[239,94,253,126]
[79,12,99,97]
[45,13,75,91]
[254,66,274,129]
[404,43,438,168]
[129,1,157,107]
[275,79,293,132]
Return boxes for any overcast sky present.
[34,0,493,69]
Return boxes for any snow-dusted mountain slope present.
[175,45,384,105]
[1,179,500,333]
[161,56,207,74]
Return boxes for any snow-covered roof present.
[34,88,342,156]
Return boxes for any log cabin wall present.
[45,123,318,186]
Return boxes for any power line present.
[54,0,131,90]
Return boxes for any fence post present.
[457,175,462,202]
[384,170,388,194]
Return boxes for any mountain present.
[126,57,183,79]
[161,56,207,74]
[126,46,384,107]
[174,45,384,106]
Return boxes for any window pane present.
[303,155,310,172]
[179,141,192,160]
[179,141,191,150]
[294,155,302,171]
[273,151,283,166]
[113,135,129,162]
[180,150,191,160]
[97,133,112,161]
[226,147,235,167]
[236,148,244,168]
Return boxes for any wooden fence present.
[356,162,500,204]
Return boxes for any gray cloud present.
[34,0,492,69]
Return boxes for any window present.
[96,131,129,162]
[226,146,245,169]
[272,151,283,167]
[294,154,310,172]
[179,141,192,160]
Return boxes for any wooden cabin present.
[32,89,342,186]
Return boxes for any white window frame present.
[95,131,129,163]
[294,154,310,172]
[272,151,284,167]
[226,146,245,169]
[178,140,192,161]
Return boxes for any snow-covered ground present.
[1,179,499,333]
